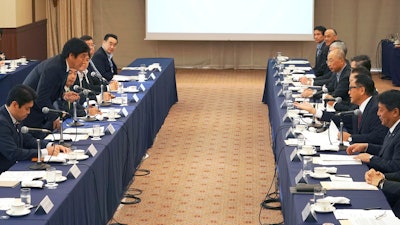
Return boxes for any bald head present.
[324,29,338,46]
[327,49,346,73]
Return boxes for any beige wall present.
[35,0,47,21]
[0,0,32,28]
[92,0,400,70]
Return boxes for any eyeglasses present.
[349,86,361,90]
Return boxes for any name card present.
[67,164,81,179]
[87,143,98,157]
[273,70,279,77]
[301,202,317,222]
[121,107,129,117]
[277,89,283,97]
[280,101,287,109]
[290,148,301,162]
[139,84,146,92]
[35,195,54,215]
[149,73,156,80]
[285,128,295,139]
[295,170,308,184]
[106,123,116,135]
[132,94,139,103]
[282,113,291,123]
[275,80,282,86]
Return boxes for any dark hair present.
[351,66,371,78]
[350,55,371,71]
[61,38,90,59]
[378,90,400,111]
[314,26,326,35]
[6,84,37,107]
[80,35,93,42]
[104,33,118,42]
[354,74,375,96]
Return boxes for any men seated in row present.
[365,168,400,217]
[295,70,387,145]
[347,90,400,173]
[22,38,90,138]
[0,85,70,173]
[313,26,329,77]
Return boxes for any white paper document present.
[0,171,46,181]
[301,121,341,146]
[320,181,378,191]
[334,209,400,225]
[282,60,309,64]
[112,75,138,81]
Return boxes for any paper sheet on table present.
[121,66,141,70]
[0,171,46,181]
[112,75,138,81]
[334,209,400,225]
[302,122,340,146]
[314,154,361,165]
[282,60,309,64]
[320,181,378,190]
[45,133,89,141]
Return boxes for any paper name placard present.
[277,89,283,97]
[121,107,129,117]
[295,170,308,184]
[285,128,296,139]
[301,202,317,222]
[290,148,301,162]
[139,84,146,91]
[282,113,291,123]
[149,73,156,80]
[132,94,139,103]
[106,123,116,135]
[87,144,98,157]
[35,195,54,215]
[67,164,81,179]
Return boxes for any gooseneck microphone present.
[90,71,109,84]
[42,107,70,115]
[73,85,92,95]
[21,126,52,134]
[323,97,342,103]
[335,109,362,116]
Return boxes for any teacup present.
[74,150,85,157]
[314,167,328,175]
[11,199,25,214]
[315,199,334,211]
[302,145,315,154]
[54,170,63,180]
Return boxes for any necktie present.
[108,56,114,73]
[357,113,362,132]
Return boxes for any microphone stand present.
[338,120,346,151]
[99,84,111,107]
[58,116,71,147]
[68,101,84,127]
[29,139,50,170]
[83,96,96,122]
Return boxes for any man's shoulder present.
[93,48,106,58]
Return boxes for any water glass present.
[117,82,124,93]
[313,186,325,203]
[107,107,116,122]
[20,188,31,207]
[67,151,78,164]
[302,156,313,175]
[121,93,128,106]
[45,167,58,189]
[92,124,102,140]
[297,134,305,151]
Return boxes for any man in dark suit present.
[347,90,400,173]
[23,38,90,137]
[0,85,69,173]
[365,168,400,217]
[312,26,328,77]
[91,33,118,81]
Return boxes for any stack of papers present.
[334,209,400,225]
[320,181,378,191]
[0,171,46,182]
[316,154,361,165]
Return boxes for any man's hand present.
[365,169,384,186]
[294,102,315,114]
[53,118,61,130]
[301,89,314,98]
[88,106,102,116]
[299,77,311,85]
[353,153,372,163]
[46,145,71,156]
[63,91,80,103]
[346,143,368,155]
[339,132,351,142]
[109,80,118,91]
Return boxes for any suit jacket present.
[74,64,103,104]
[367,123,400,173]
[313,43,330,77]
[350,96,388,144]
[381,171,400,215]
[313,71,332,87]
[325,64,351,103]
[0,106,49,173]
[23,55,68,134]
[91,47,117,81]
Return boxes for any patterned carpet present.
[108,69,282,225]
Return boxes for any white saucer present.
[312,204,335,213]
[6,208,30,217]
[310,172,331,179]
[76,154,89,160]
[56,176,67,183]
[297,149,317,156]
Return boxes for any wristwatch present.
[348,136,352,142]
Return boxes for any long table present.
[263,59,391,224]
[0,58,178,225]
[0,60,40,105]
[381,39,400,86]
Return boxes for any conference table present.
[381,39,400,86]
[0,60,40,105]
[0,58,178,225]
[262,59,392,224]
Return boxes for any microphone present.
[21,126,52,134]
[335,109,362,116]
[42,107,70,115]
[73,85,92,95]
[323,97,342,103]
[90,71,109,84]
[312,85,328,98]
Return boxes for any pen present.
[364,207,382,210]
[335,174,350,177]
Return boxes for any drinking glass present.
[313,186,325,203]
[45,167,58,189]
[121,94,128,106]
[107,108,116,122]
[92,124,102,140]
[20,188,31,208]
[302,156,313,176]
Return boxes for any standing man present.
[23,38,90,137]
[313,25,328,77]
[91,33,119,81]
[0,85,69,172]
[347,90,400,173]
